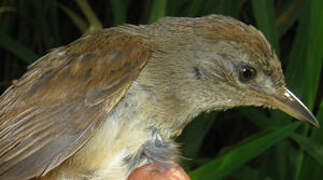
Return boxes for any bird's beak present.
[266,88,319,127]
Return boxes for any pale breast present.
[41,82,156,180]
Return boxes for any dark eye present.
[238,65,256,82]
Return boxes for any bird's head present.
[148,15,319,128]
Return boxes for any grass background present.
[0,0,322,179]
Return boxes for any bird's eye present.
[238,65,256,82]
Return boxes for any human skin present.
[128,162,190,180]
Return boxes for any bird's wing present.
[0,29,151,179]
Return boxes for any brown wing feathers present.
[0,28,151,179]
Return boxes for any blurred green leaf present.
[310,100,323,144]
[32,0,46,51]
[76,0,102,31]
[285,0,323,99]
[298,100,323,180]
[0,30,38,64]
[148,0,167,24]
[285,0,323,178]
[58,3,88,33]
[200,0,240,18]
[291,133,323,167]
[214,0,240,18]
[276,0,304,38]
[110,0,127,25]
[232,166,274,180]
[0,6,16,14]
[48,0,61,45]
[273,141,288,180]
[190,122,300,180]
[300,6,323,107]
[167,0,186,16]
[188,0,206,17]
[251,0,279,54]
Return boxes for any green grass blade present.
[214,0,240,18]
[310,100,323,144]
[286,0,323,178]
[166,0,187,16]
[58,3,88,33]
[299,100,323,179]
[188,0,206,17]
[251,0,279,54]
[285,0,322,98]
[76,0,102,32]
[48,0,61,45]
[110,0,127,25]
[148,0,167,24]
[291,133,323,167]
[300,6,323,107]
[189,122,300,180]
[0,30,38,64]
[231,166,274,180]
[276,0,305,38]
[31,0,45,51]
[200,0,239,18]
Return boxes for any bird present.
[0,14,319,180]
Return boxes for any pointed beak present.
[267,88,319,127]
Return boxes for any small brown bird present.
[0,15,319,180]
